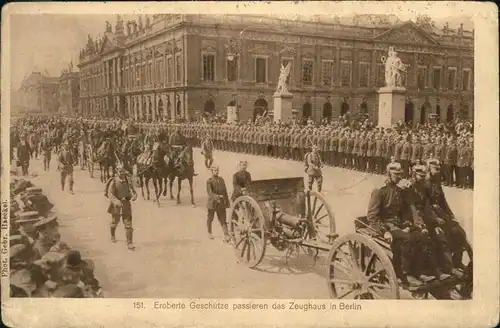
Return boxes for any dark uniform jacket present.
[106,177,136,217]
[367,181,412,233]
[232,170,252,201]
[425,177,455,221]
[206,176,230,210]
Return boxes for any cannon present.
[228,177,337,268]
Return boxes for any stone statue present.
[381,47,407,88]
[105,21,112,33]
[116,14,124,32]
[276,62,292,94]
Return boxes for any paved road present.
[22,149,473,299]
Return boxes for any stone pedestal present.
[226,105,237,123]
[377,86,406,127]
[273,92,293,123]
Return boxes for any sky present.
[8,12,473,90]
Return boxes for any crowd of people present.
[8,111,474,297]
[9,177,103,298]
[10,113,474,190]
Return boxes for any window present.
[255,57,267,83]
[167,57,173,82]
[377,64,385,87]
[281,58,293,84]
[417,66,427,89]
[432,67,442,89]
[148,62,153,85]
[462,69,471,91]
[340,61,352,87]
[227,57,238,82]
[302,59,314,86]
[175,54,182,82]
[321,60,334,86]
[202,53,215,81]
[447,67,456,90]
[358,62,370,88]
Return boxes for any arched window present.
[253,98,268,121]
[302,102,312,118]
[204,99,215,115]
[322,102,332,121]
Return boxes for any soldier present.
[466,136,474,189]
[329,130,338,167]
[367,162,439,286]
[374,133,385,174]
[17,137,31,176]
[40,133,52,171]
[410,135,422,170]
[456,139,467,188]
[201,134,214,169]
[57,142,75,194]
[231,160,252,201]
[400,134,412,177]
[206,165,231,242]
[299,130,308,161]
[359,131,368,172]
[291,128,300,161]
[304,144,323,192]
[443,137,458,186]
[425,159,472,269]
[407,165,453,277]
[366,132,376,173]
[346,132,355,169]
[338,131,347,168]
[106,167,138,250]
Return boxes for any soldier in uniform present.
[359,131,368,172]
[400,134,412,177]
[366,132,376,173]
[338,131,347,168]
[425,159,472,269]
[231,160,252,201]
[374,133,385,174]
[206,165,231,242]
[367,162,441,286]
[410,135,422,171]
[201,134,214,169]
[40,133,52,171]
[17,137,31,176]
[443,136,458,186]
[304,144,323,192]
[57,142,75,194]
[345,131,355,169]
[106,167,138,250]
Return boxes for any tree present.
[415,14,436,30]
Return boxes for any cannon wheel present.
[305,191,336,244]
[327,233,400,299]
[229,195,267,268]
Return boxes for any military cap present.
[426,158,441,168]
[33,215,58,229]
[412,164,428,177]
[386,162,403,174]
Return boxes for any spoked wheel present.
[304,191,336,245]
[327,233,399,299]
[229,196,267,268]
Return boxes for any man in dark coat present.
[231,160,252,201]
[206,165,230,242]
[17,138,31,176]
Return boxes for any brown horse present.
[166,146,196,206]
[97,138,117,183]
[136,143,169,205]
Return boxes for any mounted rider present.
[169,126,197,176]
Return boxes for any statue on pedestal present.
[380,46,408,88]
[276,62,292,94]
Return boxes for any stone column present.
[413,53,418,88]
[152,96,157,121]
[336,47,341,87]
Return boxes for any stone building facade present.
[77,14,474,124]
[15,72,60,113]
[58,69,80,115]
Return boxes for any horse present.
[120,136,143,175]
[166,146,196,206]
[136,142,169,205]
[96,138,117,183]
